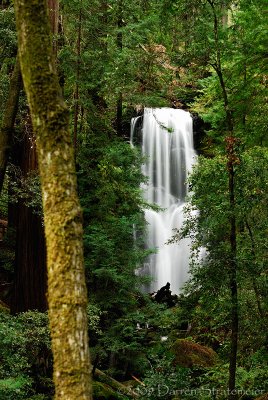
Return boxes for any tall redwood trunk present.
[47,0,59,53]
[73,5,82,160]
[11,120,47,313]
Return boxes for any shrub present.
[0,310,53,399]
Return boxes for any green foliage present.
[138,353,190,400]
[171,145,268,396]
[79,138,148,316]
[186,0,268,147]
[0,5,17,122]
[0,311,53,399]
[92,381,126,400]
[181,146,268,291]
[60,0,178,136]
[0,376,33,400]
[0,6,16,63]
[195,359,268,400]
[1,0,267,396]
[7,167,43,215]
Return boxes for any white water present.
[132,108,196,294]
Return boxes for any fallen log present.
[94,368,138,398]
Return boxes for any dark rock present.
[153,282,178,307]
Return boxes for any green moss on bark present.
[14,1,92,399]
[172,339,218,368]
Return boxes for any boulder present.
[172,339,217,368]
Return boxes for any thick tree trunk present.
[47,0,59,52]
[11,0,59,314]
[10,122,47,314]
[0,57,22,194]
[47,0,59,34]
[12,204,47,312]
[14,1,92,399]
[73,5,82,160]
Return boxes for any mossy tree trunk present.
[14,1,92,399]
[11,0,59,314]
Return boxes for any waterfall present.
[132,108,196,294]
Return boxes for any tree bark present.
[0,57,22,194]
[14,1,92,399]
[8,0,59,314]
[73,4,82,160]
[11,0,59,314]
[47,0,59,53]
[10,120,47,314]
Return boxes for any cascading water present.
[131,108,196,294]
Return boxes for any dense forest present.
[0,0,267,399]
